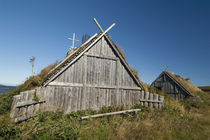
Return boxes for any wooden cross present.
[68,33,79,50]
[93,18,115,33]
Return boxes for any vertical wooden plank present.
[116,59,120,106]
[159,96,164,108]
[70,87,75,111]
[140,91,144,106]
[149,93,154,108]
[108,89,111,106]
[153,94,158,108]
[68,87,71,112]
[82,54,87,110]
[101,37,105,56]
[92,88,96,110]
[76,87,81,111]
[74,87,78,111]
[144,92,149,107]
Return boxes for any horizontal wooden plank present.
[48,82,141,90]
[81,109,141,120]
[16,100,46,108]
[86,53,119,61]
[49,82,83,87]
[86,85,141,90]
[139,99,163,103]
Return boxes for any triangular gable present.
[43,32,144,90]
[152,71,194,96]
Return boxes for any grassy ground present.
[0,90,210,140]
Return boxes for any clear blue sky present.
[0,0,209,86]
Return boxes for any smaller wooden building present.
[151,71,201,99]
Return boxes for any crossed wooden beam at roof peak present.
[93,18,115,35]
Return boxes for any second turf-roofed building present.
[151,71,202,99]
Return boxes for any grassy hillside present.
[0,63,57,115]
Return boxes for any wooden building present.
[151,71,201,99]
[10,20,164,123]
[40,27,145,111]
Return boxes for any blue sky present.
[0,0,209,86]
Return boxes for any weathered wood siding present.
[11,36,166,123]
[11,87,164,123]
[45,36,141,111]
[54,56,84,84]
[53,37,138,88]
[151,73,188,99]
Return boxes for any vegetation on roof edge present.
[165,71,202,95]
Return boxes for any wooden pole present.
[93,18,104,32]
[81,109,141,120]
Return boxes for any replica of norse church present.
[10,19,164,123]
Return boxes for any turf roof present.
[165,71,202,95]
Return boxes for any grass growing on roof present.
[166,71,202,94]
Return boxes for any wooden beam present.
[48,82,141,90]
[86,85,141,90]
[86,53,119,61]
[81,109,141,120]
[16,100,46,108]
[139,99,163,103]
[93,18,104,32]
[48,82,83,87]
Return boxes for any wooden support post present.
[159,96,164,108]
[144,92,149,107]
[140,91,144,106]
[154,94,159,108]
[149,93,154,108]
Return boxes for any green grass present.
[0,91,210,139]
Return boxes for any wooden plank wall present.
[152,73,187,100]
[10,87,164,123]
[10,36,166,123]
[43,86,142,112]
[46,36,143,111]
